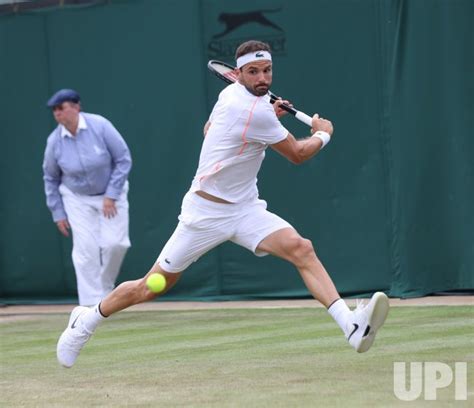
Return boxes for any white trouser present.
[59,183,131,306]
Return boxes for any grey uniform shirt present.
[43,112,132,222]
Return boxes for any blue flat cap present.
[47,89,80,108]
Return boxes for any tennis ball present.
[146,273,166,293]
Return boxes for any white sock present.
[327,298,352,337]
[81,303,106,333]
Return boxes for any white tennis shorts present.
[157,192,293,273]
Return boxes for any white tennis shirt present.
[190,82,289,203]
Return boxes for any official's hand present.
[103,197,117,219]
[273,98,292,118]
[311,114,334,136]
[56,219,70,237]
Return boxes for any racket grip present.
[294,111,313,127]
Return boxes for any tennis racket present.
[207,60,313,127]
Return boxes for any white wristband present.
[312,131,331,149]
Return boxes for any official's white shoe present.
[57,306,93,368]
[347,292,389,353]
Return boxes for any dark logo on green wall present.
[208,8,286,60]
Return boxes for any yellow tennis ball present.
[146,273,166,293]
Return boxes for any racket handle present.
[276,102,313,127]
[268,92,313,127]
[294,111,313,127]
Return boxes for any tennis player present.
[57,40,389,368]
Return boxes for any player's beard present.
[244,82,269,96]
[254,83,269,96]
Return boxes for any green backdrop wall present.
[0,0,472,302]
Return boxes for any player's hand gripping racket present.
[207,60,313,127]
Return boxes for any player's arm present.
[271,114,334,164]
[203,121,211,137]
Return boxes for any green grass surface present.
[1,306,473,407]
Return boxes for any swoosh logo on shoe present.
[348,323,359,340]
[71,315,81,329]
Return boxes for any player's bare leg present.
[257,228,389,352]
[100,266,181,316]
[57,263,180,367]
[257,227,339,307]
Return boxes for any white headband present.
[236,50,272,68]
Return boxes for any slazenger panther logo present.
[207,7,286,59]
[213,8,283,39]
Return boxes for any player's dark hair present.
[235,40,271,60]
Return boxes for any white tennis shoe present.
[347,292,389,353]
[57,306,93,368]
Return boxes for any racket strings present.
[209,62,238,83]
[224,71,238,82]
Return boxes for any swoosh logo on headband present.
[255,52,264,57]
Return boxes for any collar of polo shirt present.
[61,113,88,138]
